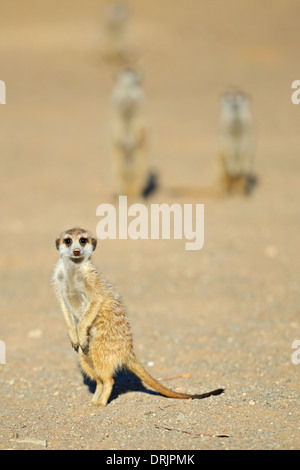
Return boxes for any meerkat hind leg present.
[91,381,103,404]
[94,376,115,406]
[79,351,103,404]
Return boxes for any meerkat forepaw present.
[78,329,89,354]
[71,342,79,353]
[69,334,79,352]
[80,342,89,355]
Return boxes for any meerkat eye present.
[79,237,88,245]
[64,238,72,245]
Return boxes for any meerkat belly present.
[65,287,89,323]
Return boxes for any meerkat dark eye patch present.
[64,238,72,245]
[79,237,88,246]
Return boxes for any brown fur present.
[52,227,224,406]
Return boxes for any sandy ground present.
[0,0,300,450]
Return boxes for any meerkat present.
[110,69,152,202]
[165,91,256,199]
[217,90,256,195]
[52,227,224,406]
[100,2,133,66]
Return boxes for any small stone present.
[27,329,42,339]
[17,438,47,448]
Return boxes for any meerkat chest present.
[58,265,90,322]
[66,282,89,321]
[112,117,143,143]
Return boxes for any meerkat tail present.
[127,358,224,400]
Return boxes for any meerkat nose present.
[73,249,80,256]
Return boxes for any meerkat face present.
[112,69,144,118]
[55,227,97,263]
[220,91,252,134]
[106,2,129,26]
[221,91,250,115]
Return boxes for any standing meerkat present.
[52,227,224,406]
[110,69,152,202]
[100,2,132,66]
[217,90,256,195]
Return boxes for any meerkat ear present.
[91,236,97,251]
[55,237,60,250]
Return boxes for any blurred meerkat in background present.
[109,69,156,202]
[100,2,133,66]
[217,90,256,195]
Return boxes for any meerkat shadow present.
[82,368,160,403]
[142,171,158,198]
[245,172,259,195]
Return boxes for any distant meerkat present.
[52,227,224,406]
[217,90,256,195]
[110,69,150,202]
[100,2,133,65]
